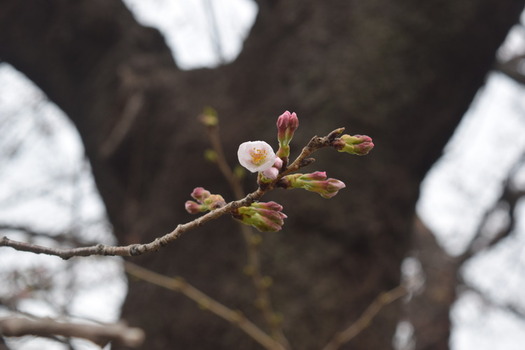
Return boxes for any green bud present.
[333,134,374,155]
[204,149,218,162]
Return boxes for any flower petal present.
[237,141,276,173]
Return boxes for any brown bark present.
[0,0,523,349]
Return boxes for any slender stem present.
[204,123,243,198]
[0,188,264,259]
[0,315,144,348]
[284,128,345,175]
[321,285,407,350]
[124,262,285,350]
[204,122,290,349]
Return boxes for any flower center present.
[249,148,268,165]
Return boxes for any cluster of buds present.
[278,171,346,198]
[233,201,287,232]
[333,134,374,156]
[185,187,226,214]
[186,110,373,232]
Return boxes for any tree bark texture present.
[1,1,523,349]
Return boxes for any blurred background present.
[1,1,525,349]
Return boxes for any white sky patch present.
[451,292,525,350]
[418,69,525,350]
[123,0,258,69]
[0,64,125,350]
[418,72,525,256]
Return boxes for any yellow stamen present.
[250,148,268,165]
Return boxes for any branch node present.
[129,244,143,256]
[300,157,316,167]
[96,243,106,254]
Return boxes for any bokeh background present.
[1,1,525,349]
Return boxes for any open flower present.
[237,141,276,173]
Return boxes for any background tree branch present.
[0,316,144,348]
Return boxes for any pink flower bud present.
[262,166,279,180]
[279,173,346,198]
[276,111,299,159]
[301,171,327,181]
[277,111,299,140]
[318,178,346,198]
[186,188,225,214]
[334,134,374,155]
[234,201,287,232]
[273,157,283,169]
[191,187,211,202]
[185,200,203,214]
[251,201,284,211]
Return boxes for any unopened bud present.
[276,111,299,159]
[185,200,203,214]
[234,201,287,232]
[191,187,211,202]
[273,157,283,169]
[334,134,374,155]
[262,166,279,180]
[203,194,226,210]
[186,188,225,214]
[280,172,346,198]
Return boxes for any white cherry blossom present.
[237,141,276,173]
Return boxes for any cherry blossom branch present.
[0,126,349,260]
[124,261,286,350]
[0,316,145,348]
[321,285,407,350]
[0,189,263,259]
[283,127,346,175]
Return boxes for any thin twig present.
[283,128,345,175]
[203,120,242,197]
[124,262,286,350]
[0,316,144,348]
[321,285,407,350]
[203,120,290,348]
[0,188,263,259]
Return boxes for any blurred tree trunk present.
[0,0,523,349]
